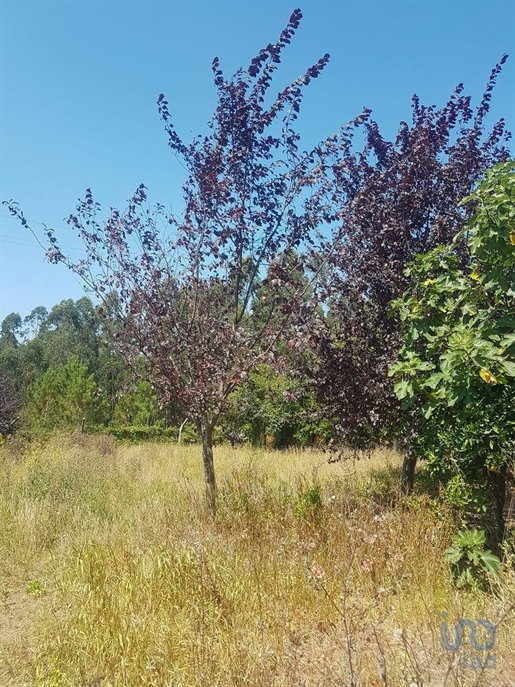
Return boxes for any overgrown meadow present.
[1,436,513,686]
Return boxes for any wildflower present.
[312,564,326,580]
[394,552,405,562]
[361,559,374,573]
[479,368,498,384]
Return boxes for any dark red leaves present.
[288,8,302,28]
[313,63,511,450]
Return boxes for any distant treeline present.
[0,296,333,447]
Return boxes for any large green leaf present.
[479,550,501,576]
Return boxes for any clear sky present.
[1,0,514,322]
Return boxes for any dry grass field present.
[0,435,513,686]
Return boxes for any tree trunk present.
[400,451,417,494]
[197,420,216,515]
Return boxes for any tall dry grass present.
[0,435,513,686]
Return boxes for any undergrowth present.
[0,435,513,686]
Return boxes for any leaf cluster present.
[444,528,501,588]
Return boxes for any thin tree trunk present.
[178,417,188,445]
[400,450,417,494]
[197,420,216,515]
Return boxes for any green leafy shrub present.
[294,483,323,520]
[390,161,515,544]
[439,474,490,514]
[228,364,331,448]
[105,421,198,444]
[444,528,501,588]
[112,381,161,427]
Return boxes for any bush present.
[105,422,198,444]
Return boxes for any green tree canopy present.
[390,160,515,547]
[25,357,103,434]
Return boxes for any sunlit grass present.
[0,435,513,685]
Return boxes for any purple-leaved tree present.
[312,57,511,490]
[5,9,362,513]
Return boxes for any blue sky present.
[1,0,514,322]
